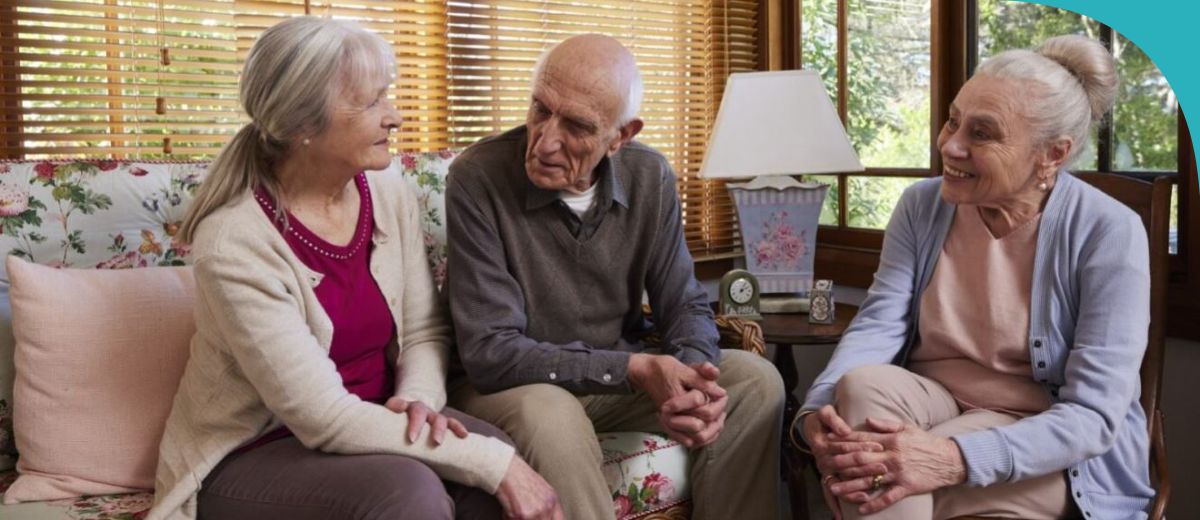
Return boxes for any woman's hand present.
[383,397,468,446]
[496,456,564,520]
[826,417,967,515]
[803,405,883,476]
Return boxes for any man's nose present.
[535,119,564,156]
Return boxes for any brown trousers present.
[197,408,509,520]
[831,364,1074,520]
[450,349,785,520]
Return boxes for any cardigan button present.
[1037,361,1046,368]
[548,372,557,381]
[602,373,612,383]
[1072,469,1079,477]
[1033,340,1043,348]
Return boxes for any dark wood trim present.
[1167,112,1199,340]
[1180,114,1193,270]
[1098,25,1114,172]
[818,226,885,250]
[0,2,20,159]
[814,244,880,289]
[760,0,797,71]
[694,255,737,281]
[832,0,849,234]
[965,0,979,75]
[837,173,848,230]
[791,0,801,70]
[758,0,788,71]
[835,0,847,121]
[930,0,968,178]
[861,167,934,178]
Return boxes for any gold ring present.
[822,474,837,487]
[871,474,884,491]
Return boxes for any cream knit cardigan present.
[149,171,514,520]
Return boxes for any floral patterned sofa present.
[0,155,764,520]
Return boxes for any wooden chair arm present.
[639,306,766,358]
[1150,409,1170,520]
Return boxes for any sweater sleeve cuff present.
[394,389,445,411]
[801,382,836,411]
[474,438,517,494]
[675,345,714,366]
[952,429,1013,487]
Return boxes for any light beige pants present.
[831,364,1074,520]
[450,349,784,520]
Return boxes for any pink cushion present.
[3,256,194,504]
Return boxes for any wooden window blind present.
[445,0,758,258]
[242,0,454,150]
[0,0,757,257]
[0,0,242,157]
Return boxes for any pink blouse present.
[907,204,1050,416]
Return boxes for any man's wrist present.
[627,353,651,389]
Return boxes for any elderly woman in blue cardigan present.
[794,35,1154,520]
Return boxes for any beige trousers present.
[831,364,1074,520]
[450,349,784,520]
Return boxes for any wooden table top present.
[757,302,857,345]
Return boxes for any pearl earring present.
[1038,181,1049,192]
[302,138,311,146]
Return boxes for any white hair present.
[530,44,644,126]
[181,16,395,242]
[975,35,1118,168]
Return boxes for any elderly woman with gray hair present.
[794,35,1154,520]
[148,17,561,520]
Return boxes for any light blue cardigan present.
[802,173,1154,519]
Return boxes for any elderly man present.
[446,34,784,520]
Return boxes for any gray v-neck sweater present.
[446,126,719,395]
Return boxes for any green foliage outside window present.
[802,0,1180,237]
[802,0,931,230]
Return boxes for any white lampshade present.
[699,70,864,179]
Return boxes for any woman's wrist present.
[940,437,968,486]
[789,410,817,452]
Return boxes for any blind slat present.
[3,0,754,255]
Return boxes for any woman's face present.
[936,76,1050,207]
[306,80,401,174]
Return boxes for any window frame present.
[782,0,1199,339]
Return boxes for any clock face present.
[729,277,754,304]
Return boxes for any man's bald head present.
[522,34,645,194]
[532,34,643,125]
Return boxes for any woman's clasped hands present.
[803,405,967,515]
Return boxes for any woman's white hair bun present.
[1036,34,1118,123]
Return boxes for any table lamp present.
[700,70,864,314]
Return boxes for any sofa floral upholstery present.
[0,154,721,520]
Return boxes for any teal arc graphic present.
[1024,0,1197,184]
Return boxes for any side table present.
[760,303,857,520]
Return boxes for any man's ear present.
[607,118,644,155]
[1041,136,1073,172]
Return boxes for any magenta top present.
[237,173,396,453]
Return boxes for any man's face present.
[524,71,623,193]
